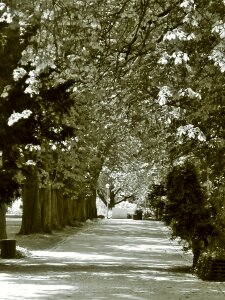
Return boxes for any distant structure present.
[111,208,128,219]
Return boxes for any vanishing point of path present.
[1,219,225,300]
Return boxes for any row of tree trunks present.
[20,168,98,234]
[71,190,97,223]
[20,184,98,234]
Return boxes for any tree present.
[1,0,225,241]
[105,0,225,249]
[0,2,39,238]
[97,132,152,211]
[151,0,225,179]
[150,1,225,257]
[165,161,215,266]
[0,1,76,236]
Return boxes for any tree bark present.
[40,185,52,233]
[0,203,7,239]
[63,196,73,226]
[62,196,69,226]
[51,188,59,230]
[74,197,86,222]
[56,188,64,228]
[20,166,42,234]
[87,190,97,219]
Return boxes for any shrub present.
[195,249,225,281]
[164,161,214,257]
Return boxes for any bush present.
[195,249,225,280]
[164,161,214,253]
[195,252,213,279]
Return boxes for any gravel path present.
[1,218,225,299]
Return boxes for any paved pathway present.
[1,219,225,299]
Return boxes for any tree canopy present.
[0,0,225,229]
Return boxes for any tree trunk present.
[0,203,7,239]
[66,197,75,226]
[40,185,52,233]
[56,188,64,229]
[63,196,70,226]
[87,190,97,219]
[74,197,86,222]
[20,166,42,234]
[51,188,59,230]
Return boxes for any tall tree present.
[0,1,75,236]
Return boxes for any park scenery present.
[1,1,225,299]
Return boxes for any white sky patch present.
[8,110,32,126]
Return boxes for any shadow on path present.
[1,219,225,300]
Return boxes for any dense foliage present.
[165,162,215,250]
[0,7,75,203]
[0,0,225,238]
[147,184,166,219]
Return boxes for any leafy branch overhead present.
[0,0,224,227]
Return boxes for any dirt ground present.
[6,215,85,250]
[1,217,225,300]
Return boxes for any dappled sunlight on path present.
[1,219,225,299]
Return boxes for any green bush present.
[195,252,213,279]
[164,161,214,252]
[195,248,225,280]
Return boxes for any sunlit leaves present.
[157,86,172,106]
[8,109,32,126]
[1,0,225,208]
[177,124,206,143]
